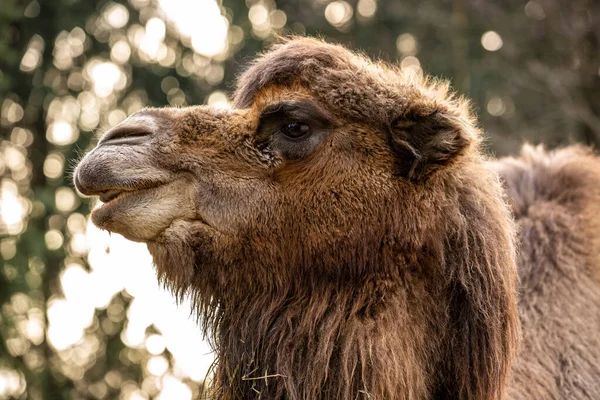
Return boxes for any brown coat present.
[74,37,599,399]
[491,145,600,399]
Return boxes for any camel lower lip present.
[90,187,153,231]
[88,179,197,242]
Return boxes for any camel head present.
[75,38,519,399]
[75,38,483,286]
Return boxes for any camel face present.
[74,86,397,246]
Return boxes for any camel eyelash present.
[259,101,332,126]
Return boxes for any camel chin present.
[91,179,197,242]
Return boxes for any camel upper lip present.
[74,171,169,199]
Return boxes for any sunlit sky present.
[49,216,214,395]
[0,0,513,397]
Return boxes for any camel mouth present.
[90,183,168,235]
[98,189,124,203]
[94,184,163,209]
[87,177,199,242]
[88,178,177,222]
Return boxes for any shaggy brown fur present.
[490,145,600,399]
[73,37,596,399]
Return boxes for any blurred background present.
[0,0,599,398]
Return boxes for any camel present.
[490,145,600,399]
[74,38,600,399]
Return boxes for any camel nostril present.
[100,126,151,146]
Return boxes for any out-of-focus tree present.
[1,1,238,398]
[0,0,598,399]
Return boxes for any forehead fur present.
[234,37,474,128]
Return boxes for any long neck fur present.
[148,163,520,400]
[212,272,441,399]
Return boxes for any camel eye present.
[256,101,332,159]
[281,122,311,140]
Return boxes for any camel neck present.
[209,281,439,400]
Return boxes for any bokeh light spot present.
[47,121,78,146]
[159,0,228,57]
[146,356,169,376]
[24,0,40,18]
[1,189,24,226]
[111,40,132,64]
[325,1,353,27]
[396,33,417,56]
[481,31,503,51]
[44,153,65,179]
[11,128,34,147]
[524,1,546,20]
[44,230,64,251]
[400,56,421,73]
[249,4,269,26]
[104,3,130,29]
[1,99,24,124]
[270,10,287,29]
[108,109,127,126]
[145,334,165,355]
[55,187,79,213]
[357,0,377,18]
[206,91,230,109]
[0,368,26,398]
[0,239,17,260]
[487,96,507,116]
[20,35,44,72]
[87,60,125,97]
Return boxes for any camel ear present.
[388,110,472,180]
